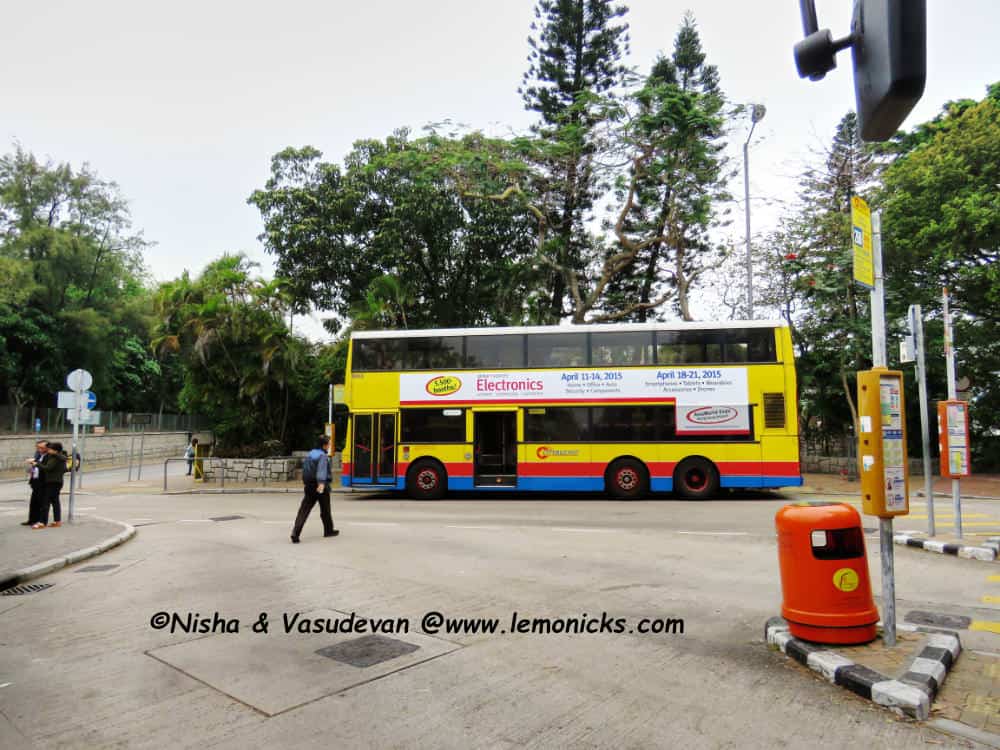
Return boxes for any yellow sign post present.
[851,196,874,289]
[857,368,909,517]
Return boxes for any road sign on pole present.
[852,196,874,289]
[66,369,93,392]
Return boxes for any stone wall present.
[201,458,299,483]
[0,431,210,474]
[802,453,933,478]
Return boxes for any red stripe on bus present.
[399,397,678,407]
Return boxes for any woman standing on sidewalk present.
[32,442,69,529]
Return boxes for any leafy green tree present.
[248,132,541,329]
[0,145,161,417]
[153,254,324,451]
[881,82,1000,467]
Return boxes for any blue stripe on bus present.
[720,475,804,488]
[345,474,803,492]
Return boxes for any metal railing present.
[1,405,208,435]
[162,455,305,493]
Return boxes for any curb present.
[0,516,136,591]
[766,617,961,720]
[894,533,999,562]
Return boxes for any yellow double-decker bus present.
[341,321,801,499]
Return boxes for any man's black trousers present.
[292,482,334,538]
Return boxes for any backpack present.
[301,454,318,483]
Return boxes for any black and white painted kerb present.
[765,617,961,720]
[893,532,999,561]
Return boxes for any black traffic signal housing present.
[794,0,926,141]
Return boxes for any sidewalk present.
[800,472,1000,500]
[0,501,134,589]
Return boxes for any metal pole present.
[69,394,80,522]
[943,287,962,538]
[163,459,169,492]
[743,140,753,319]
[137,426,146,481]
[871,210,895,647]
[328,383,333,425]
[79,424,86,490]
[128,434,135,482]
[911,305,934,536]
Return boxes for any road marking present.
[908,513,989,519]
[970,621,1000,635]
[445,524,504,530]
[0,682,11,689]
[982,595,1000,605]
[177,519,212,523]
[128,518,154,522]
[988,575,1000,583]
[75,506,97,511]
[551,527,619,533]
[914,522,1000,528]
[677,531,749,536]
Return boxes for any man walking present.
[22,439,48,526]
[290,435,339,543]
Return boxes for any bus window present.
[354,339,404,371]
[465,335,524,369]
[403,337,464,370]
[524,407,589,442]
[656,331,703,364]
[401,408,467,443]
[591,406,670,441]
[726,328,777,362]
[526,332,588,367]
[591,332,654,365]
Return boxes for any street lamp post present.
[743,104,766,319]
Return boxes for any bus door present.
[473,411,517,486]
[351,412,397,485]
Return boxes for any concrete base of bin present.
[785,618,878,645]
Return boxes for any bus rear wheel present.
[406,459,446,500]
[673,457,719,500]
[606,458,648,500]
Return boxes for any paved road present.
[1,482,997,749]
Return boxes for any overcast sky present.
[4,0,999,338]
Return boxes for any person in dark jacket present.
[290,435,339,543]
[32,442,68,529]
[22,439,49,526]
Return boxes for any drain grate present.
[75,564,119,573]
[2,582,54,596]
[210,515,244,522]
[316,635,420,668]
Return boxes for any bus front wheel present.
[606,458,648,500]
[673,457,719,500]
[406,459,447,500]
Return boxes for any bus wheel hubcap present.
[417,471,437,490]
[617,469,637,490]
[687,471,704,489]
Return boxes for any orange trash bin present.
[775,502,879,644]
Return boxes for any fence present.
[162,453,344,493]
[0,405,208,435]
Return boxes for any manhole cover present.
[210,515,244,522]
[316,635,420,668]
[75,564,119,573]
[2,583,54,596]
[904,610,971,630]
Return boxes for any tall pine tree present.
[520,0,630,322]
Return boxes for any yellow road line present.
[970,621,1000,634]
[982,595,1000,605]
[914,522,1000,528]
[907,514,990,519]
[988,575,1000,583]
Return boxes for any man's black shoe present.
[290,535,300,544]
[324,530,340,537]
